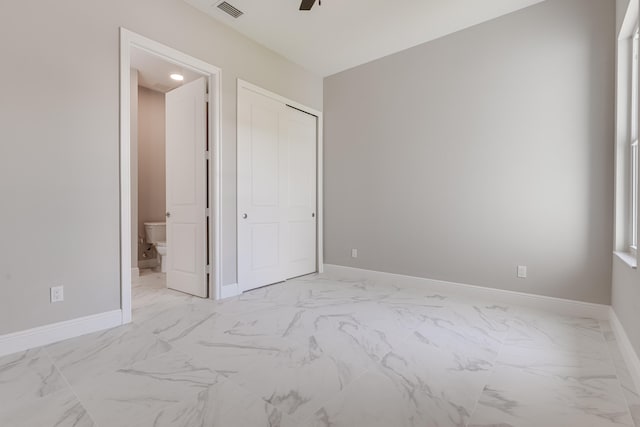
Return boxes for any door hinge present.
[205,208,210,217]
[205,151,210,160]
[205,264,211,274]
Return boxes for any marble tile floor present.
[1,269,638,427]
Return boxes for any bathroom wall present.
[137,86,167,264]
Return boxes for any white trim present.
[131,267,140,279]
[609,308,640,394]
[220,283,240,299]
[0,310,122,358]
[614,250,638,269]
[120,28,223,324]
[619,0,639,40]
[236,79,324,280]
[322,264,611,320]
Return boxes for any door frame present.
[236,79,324,290]
[120,28,223,324]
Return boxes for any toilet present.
[143,222,167,273]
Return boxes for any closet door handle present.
[166,212,171,218]
[312,213,315,218]
[242,213,248,219]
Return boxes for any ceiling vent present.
[217,1,243,18]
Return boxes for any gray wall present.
[612,0,640,356]
[324,0,615,304]
[0,0,322,334]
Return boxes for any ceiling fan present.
[299,0,321,11]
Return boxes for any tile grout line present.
[464,303,517,427]
[42,346,102,427]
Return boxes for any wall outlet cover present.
[50,286,64,303]
[517,265,527,279]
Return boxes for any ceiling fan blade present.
[299,0,316,11]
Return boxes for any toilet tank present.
[144,222,166,244]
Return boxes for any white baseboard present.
[131,267,140,278]
[0,310,123,358]
[609,308,640,394]
[322,264,610,320]
[220,283,240,299]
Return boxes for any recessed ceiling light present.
[170,73,184,81]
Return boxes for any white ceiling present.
[131,47,203,93]
[184,0,547,77]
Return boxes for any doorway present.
[119,29,222,324]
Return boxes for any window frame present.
[630,27,639,257]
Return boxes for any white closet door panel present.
[238,88,288,291]
[285,107,317,279]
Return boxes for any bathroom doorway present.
[119,29,222,324]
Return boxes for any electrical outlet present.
[50,286,64,303]
[517,265,527,279]
[351,249,358,258]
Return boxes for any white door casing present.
[165,77,208,298]
[237,86,317,292]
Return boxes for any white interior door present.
[285,107,317,278]
[238,87,317,292]
[165,77,208,298]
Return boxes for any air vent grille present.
[217,1,243,18]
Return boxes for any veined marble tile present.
[208,282,295,316]
[377,329,498,427]
[133,300,220,342]
[468,344,634,427]
[505,309,610,358]
[45,323,172,386]
[0,347,68,411]
[131,270,206,312]
[405,300,511,365]
[280,300,423,347]
[294,318,412,377]
[167,313,298,377]
[231,335,366,421]
[159,375,295,427]
[73,348,227,427]
[305,371,442,427]
[0,387,95,427]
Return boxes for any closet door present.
[237,87,317,293]
[237,88,288,292]
[284,106,317,279]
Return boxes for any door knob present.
[166,212,171,218]
[242,213,248,219]
[312,213,315,218]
